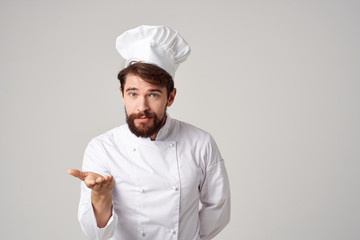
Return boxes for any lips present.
[134,113,155,123]
[136,117,151,121]
[135,112,155,119]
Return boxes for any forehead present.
[124,73,165,91]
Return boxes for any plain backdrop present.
[1,0,359,239]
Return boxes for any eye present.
[150,93,159,97]
[129,92,137,97]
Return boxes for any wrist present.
[91,190,113,228]
[91,191,113,212]
[91,190,112,201]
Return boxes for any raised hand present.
[68,169,114,193]
[68,169,114,227]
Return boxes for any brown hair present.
[117,62,174,98]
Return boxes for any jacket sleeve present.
[78,139,118,240]
[199,135,231,240]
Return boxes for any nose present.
[137,96,149,112]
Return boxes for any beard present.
[126,109,167,138]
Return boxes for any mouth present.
[135,116,153,122]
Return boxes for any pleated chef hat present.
[116,25,191,78]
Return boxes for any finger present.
[68,169,81,178]
[103,175,112,182]
[68,169,88,181]
[103,176,114,189]
[83,176,96,188]
[96,176,105,184]
[94,176,112,191]
[100,175,111,187]
[107,175,114,184]
[83,174,112,190]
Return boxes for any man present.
[68,25,230,240]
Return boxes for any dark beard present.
[126,110,166,138]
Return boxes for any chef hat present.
[116,25,191,78]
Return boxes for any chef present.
[68,25,231,240]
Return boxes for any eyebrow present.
[125,87,138,92]
[125,88,163,93]
[148,89,163,93]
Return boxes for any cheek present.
[151,101,167,114]
[124,97,137,107]
[124,101,136,114]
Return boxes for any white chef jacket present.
[78,116,231,240]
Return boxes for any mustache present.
[133,111,155,118]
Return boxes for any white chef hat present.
[116,25,191,78]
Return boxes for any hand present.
[67,169,114,194]
[68,169,114,227]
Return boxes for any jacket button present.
[172,186,179,191]
[169,143,174,148]
[140,230,145,236]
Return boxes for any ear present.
[167,88,177,107]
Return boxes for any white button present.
[132,148,136,152]
[172,186,179,191]
[140,230,145,236]
[170,229,176,235]
[169,143,174,148]
[138,188,145,193]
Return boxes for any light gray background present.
[1,0,359,239]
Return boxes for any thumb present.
[68,169,87,181]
